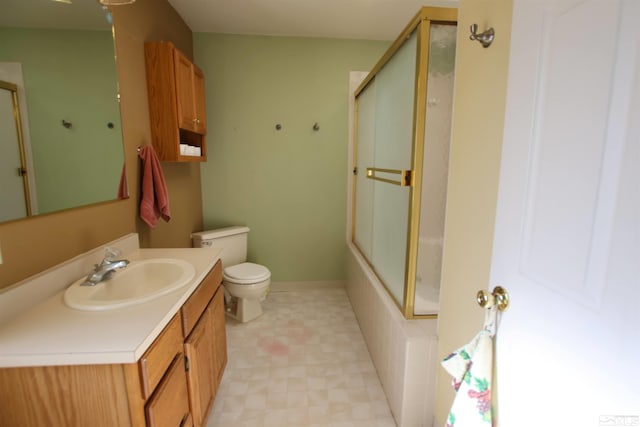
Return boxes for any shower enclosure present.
[352,7,457,318]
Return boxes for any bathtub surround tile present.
[346,248,439,426]
[207,288,395,426]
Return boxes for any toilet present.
[191,226,270,323]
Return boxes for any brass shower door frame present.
[1,80,32,217]
[352,7,458,319]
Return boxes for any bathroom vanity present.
[0,237,226,427]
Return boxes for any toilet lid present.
[224,262,271,283]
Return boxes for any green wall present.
[194,34,389,282]
[0,28,123,215]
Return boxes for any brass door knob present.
[476,286,509,311]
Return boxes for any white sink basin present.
[64,258,196,311]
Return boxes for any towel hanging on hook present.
[138,145,170,228]
[441,306,498,426]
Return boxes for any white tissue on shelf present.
[180,143,188,155]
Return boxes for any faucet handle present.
[104,247,122,261]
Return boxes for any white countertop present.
[0,247,222,368]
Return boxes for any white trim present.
[269,280,345,293]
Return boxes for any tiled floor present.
[207,288,397,427]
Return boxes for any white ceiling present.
[168,0,459,41]
[1,0,458,41]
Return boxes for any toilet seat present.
[223,262,271,285]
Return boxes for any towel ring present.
[477,286,509,311]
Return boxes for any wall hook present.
[61,119,73,129]
[469,23,495,48]
[313,122,320,131]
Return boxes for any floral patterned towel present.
[441,309,495,427]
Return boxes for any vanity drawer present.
[139,312,183,399]
[181,260,222,337]
[145,353,190,427]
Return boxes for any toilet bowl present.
[191,226,271,323]
[222,262,270,323]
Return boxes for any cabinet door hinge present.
[184,355,190,372]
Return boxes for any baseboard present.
[269,280,346,292]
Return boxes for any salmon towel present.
[117,163,128,199]
[139,145,170,227]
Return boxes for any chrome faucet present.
[81,248,130,286]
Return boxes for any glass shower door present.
[414,23,457,315]
[354,80,375,261]
[354,31,417,306]
[352,6,458,318]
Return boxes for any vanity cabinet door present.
[211,287,227,385]
[145,354,190,427]
[184,305,216,427]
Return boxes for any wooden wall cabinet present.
[174,49,207,135]
[0,261,226,427]
[144,41,207,162]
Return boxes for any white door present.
[491,1,640,426]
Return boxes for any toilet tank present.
[191,226,249,268]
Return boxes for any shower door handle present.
[366,167,413,187]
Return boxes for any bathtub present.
[346,243,439,427]
[414,237,443,315]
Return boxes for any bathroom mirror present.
[0,0,126,223]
